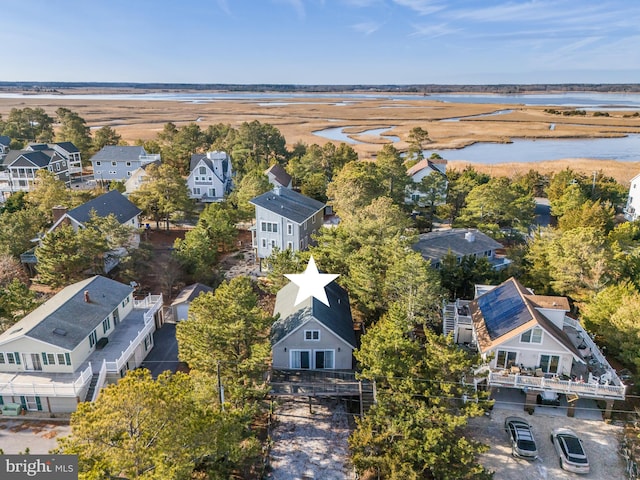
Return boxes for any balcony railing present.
[486,370,626,400]
[0,364,93,398]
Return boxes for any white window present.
[96,161,101,166]
[271,239,277,247]
[209,188,215,197]
[520,326,543,344]
[199,166,206,175]
[6,353,16,364]
[126,161,131,166]
[290,350,311,369]
[539,354,560,374]
[287,241,293,250]
[261,222,278,233]
[127,171,131,176]
[0,353,4,364]
[46,353,55,365]
[111,161,117,166]
[193,187,201,195]
[262,238,267,248]
[304,330,320,341]
[57,353,66,365]
[496,350,517,369]
[314,350,335,369]
[287,223,293,235]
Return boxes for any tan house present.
[0,276,162,413]
[445,277,626,418]
[271,280,356,370]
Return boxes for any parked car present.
[504,416,538,459]
[537,391,561,406]
[551,428,590,474]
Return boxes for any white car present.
[551,428,590,474]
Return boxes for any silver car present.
[504,416,538,459]
[551,427,590,474]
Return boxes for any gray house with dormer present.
[250,187,325,265]
[0,136,10,161]
[0,142,81,199]
[90,146,160,182]
[271,279,356,370]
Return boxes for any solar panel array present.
[476,281,533,340]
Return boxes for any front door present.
[23,353,42,371]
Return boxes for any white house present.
[91,146,160,182]
[444,277,625,418]
[624,172,640,221]
[186,151,233,202]
[250,187,325,265]
[405,157,448,206]
[124,159,161,195]
[271,280,356,370]
[0,276,163,413]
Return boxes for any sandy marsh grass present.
[1,92,640,183]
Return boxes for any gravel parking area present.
[468,408,626,479]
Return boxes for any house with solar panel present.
[250,186,325,267]
[0,275,163,413]
[271,280,356,370]
[444,277,626,418]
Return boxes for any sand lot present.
[469,408,626,479]
[268,398,355,480]
[0,418,70,454]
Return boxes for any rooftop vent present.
[53,328,67,336]
[464,231,475,243]
[84,290,90,303]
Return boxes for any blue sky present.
[3,0,639,84]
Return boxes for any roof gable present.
[171,283,213,306]
[67,190,141,225]
[265,163,292,187]
[271,280,356,348]
[250,187,324,224]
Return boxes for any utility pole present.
[217,360,225,411]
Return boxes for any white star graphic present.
[284,256,339,307]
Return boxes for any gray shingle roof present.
[54,142,79,154]
[413,228,503,263]
[91,145,146,162]
[9,150,56,168]
[0,276,132,350]
[271,280,356,348]
[67,190,141,225]
[0,136,10,147]
[250,187,324,224]
[171,283,213,306]
[265,163,292,187]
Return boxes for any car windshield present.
[559,435,588,463]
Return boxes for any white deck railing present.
[104,316,156,373]
[487,371,626,399]
[90,360,109,402]
[0,364,93,398]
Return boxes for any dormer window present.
[520,326,543,344]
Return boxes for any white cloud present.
[409,22,459,37]
[393,0,445,16]
[351,21,382,35]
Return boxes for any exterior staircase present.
[84,373,100,402]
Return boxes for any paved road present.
[140,322,181,378]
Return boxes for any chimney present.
[84,290,91,303]
[274,186,282,196]
[52,205,68,223]
[464,231,475,243]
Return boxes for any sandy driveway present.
[468,408,626,479]
[268,398,355,480]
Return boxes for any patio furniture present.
[534,368,544,377]
[1,403,23,416]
